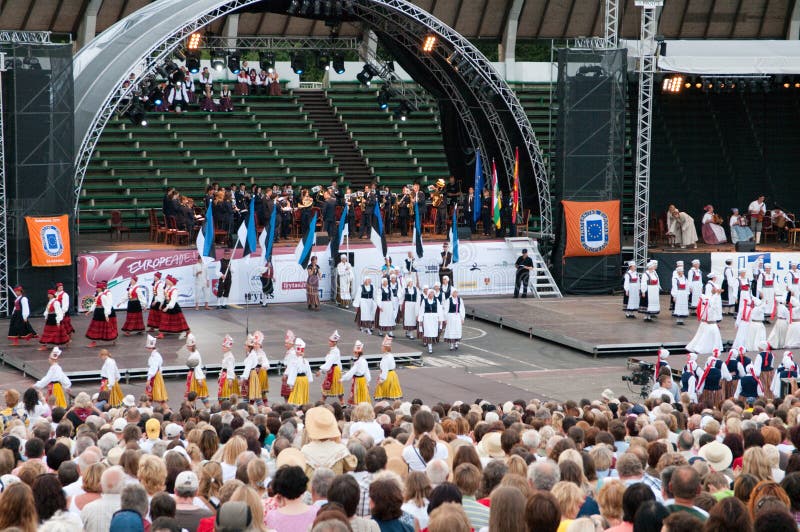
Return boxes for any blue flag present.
[264,200,277,261]
[296,212,318,268]
[473,149,484,223]
[451,205,459,264]
[195,202,215,258]
[241,196,257,255]
[413,202,424,258]
[338,203,349,245]
[370,200,387,258]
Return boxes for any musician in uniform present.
[344,188,357,234]
[465,186,476,234]
[748,195,767,244]
[381,185,396,235]
[433,179,447,234]
[439,242,453,286]
[397,186,412,237]
[412,182,426,224]
[298,189,314,236]
[322,190,337,244]
[359,184,377,239]
[481,188,492,236]
[217,249,233,309]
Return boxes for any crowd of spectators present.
[3,384,800,532]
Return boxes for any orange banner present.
[562,200,621,258]
[25,215,71,267]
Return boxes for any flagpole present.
[223,235,241,279]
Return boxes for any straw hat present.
[276,447,306,470]
[304,406,340,440]
[698,441,733,472]
[476,432,505,459]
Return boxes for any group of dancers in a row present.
[8,273,193,351]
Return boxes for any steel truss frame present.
[0,55,7,316]
[0,31,70,44]
[604,0,620,48]
[201,35,359,50]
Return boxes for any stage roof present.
[1,0,796,41]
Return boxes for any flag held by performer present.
[413,201,424,258]
[296,212,318,268]
[195,203,215,258]
[264,201,277,261]
[239,196,257,256]
[473,149,484,224]
[331,202,349,259]
[370,200,387,258]
[451,205,459,264]
[512,147,520,224]
[492,159,501,229]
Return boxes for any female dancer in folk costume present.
[217,335,238,401]
[376,278,396,336]
[768,294,790,349]
[731,297,757,352]
[758,263,779,321]
[681,353,699,403]
[240,334,262,405]
[754,341,776,399]
[440,276,453,302]
[34,347,71,409]
[783,295,800,348]
[218,85,234,112]
[199,85,216,112]
[55,282,74,336]
[721,259,738,316]
[785,262,800,300]
[418,287,445,354]
[147,272,165,332]
[287,338,313,406]
[375,335,402,401]
[388,273,401,323]
[99,349,124,408]
[341,340,371,405]
[656,347,672,376]
[252,331,270,404]
[723,347,750,399]
[686,295,723,355]
[184,333,208,404]
[145,335,168,404]
[771,351,798,398]
[736,268,752,316]
[750,259,764,298]
[669,261,683,312]
[39,290,68,351]
[158,275,189,339]
[444,289,466,351]
[235,69,250,95]
[336,255,355,309]
[746,298,768,352]
[701,205,727,244]
[354,277,377,335]
[121,275,147,336]
[696,349,730,407]
[639,260,661,321]
[734,363,764,402]
[688,260,704,310]
[623,262,640,319]
[306,256,321,311]
[85,281,117,347]
[8,286,36,346]
[671,267,690,325]
[704,272,724,323]
[401,279,420,338]
[280,330,297,401]
[318,330,344,402]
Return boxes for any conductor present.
[514,248,534,298]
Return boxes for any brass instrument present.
[431,190,444,208]
[299,196,313,210]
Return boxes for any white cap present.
[354,340,364,352]
[165,423,183,439]
[708,272,718,279]
[253,331,264,346]
[222,334,234,349]
[692,259,700,265]
[658,347,670,359]
[146,335,157,349]
[765,262,772,268]
[295,338,306,350]
[627,261,636,267]
[676,261,684,266]
[49,347,61,360]
[676,266,684,272]
[285,329,295,343]
[112,418,127,433]
[329,330,341,342]
[122,395,135,407]
[184,333,196,347]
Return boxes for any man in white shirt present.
[748,195,767,244]
[81,466,126,532]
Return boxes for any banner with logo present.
[25,215,71,266]
[710,251,797,278]
[562,200,621,258]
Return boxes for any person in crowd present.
[265,465,318,529]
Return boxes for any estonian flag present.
[332,203,349,259]
[295,211,318,268]
[370,200,387,258]
[238,196,258,256]
[195,202,215,258]
[450,205,459,264]
[413,201,424,258]
[263,200,277,261]
[473,149,484,224]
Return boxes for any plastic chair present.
[110,210,131,241]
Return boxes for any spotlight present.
[227,51,241,74]
[287,0,300,14]
[422,34,437,53]
[377,86,391,110]
[211,50,226,71]
[332,53,345,74]
[185,52,201,74]
[259,51,275,73]
[661,74,683,94]
[187,32,202,50]
[695,82,702,89]
[357,64,377,86]
[150,88,164,107]
[128,102,147,127]
[291,53,306,75]
[394,100,412,121]
[317,52,330,71]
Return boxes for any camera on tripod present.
[621,359,655,387]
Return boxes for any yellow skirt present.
[350,375,371,405]
[152,371,168,402]
[218,377,238,400]
[322,365,344,397]
[50,382,67,409]
[374,370,403,401]
[287,375,309,405]
[248,372,262,400]
[109,382,124,408]
[258,367,269,393]
[190,375,209,398]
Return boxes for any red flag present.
[512,147,519,224]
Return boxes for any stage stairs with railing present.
[505,237,562,298]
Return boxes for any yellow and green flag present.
[491,159,501,229]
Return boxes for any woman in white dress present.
[721,258,738,315]
[671,267,690,325]
[783,296,800,348]
[402,279,420,339]
[667,205,699,248]
[639,260,661,321]
[443,289,466,350]
[376,278,396,336]
[336,255,355,308]
[418,289,444,354]
[686,295,724,355]
[623,261,640,319]
[768,293,790,349]
[732,297,757,352]
[747,298,768,353]
[705,272,724,323]
[354,277,376,335]
[701,205,727,245]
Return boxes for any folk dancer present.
[253,331,270,404]
[688,260,704,309]
[341,340,371,405]
[784,295,800,348]
[184,333,209,404]
[671,267,690,325]
[404,252,419,288]
[443,289,466,350]
[121,275,147,336]
[34,347,71,409]
[402,279,420,339]
[85,281,117,348]
[771,351,798,398]
[280,330,297,401]
[730,208,754,244]
[240,334,262,405]
[336,255,355,309]
[39,289,68,351]
[439,241,453,285]
[705,272,724,323]
[8,285,36,346]
[754,341,776,399]
[55,282,74,336]
[639,260,661,321]
[376,278,396,336]
[723,347,748,399]
[389,273,402,324]
[670,261,684,311]
[623,261,640,319]
[758,263,778,321]
[375,335,402,401]
[686,295,723,355]
[721,259,738,315]
[217,249,233,309]
[218,85,234,112]
[736,268,752,317]
[696,349,730,407]
[732,297,757,353]
[99,349,124,408]
[419,288,444,354]
[382,256,400,280]
[701,205,727,244]
[681,353,699,403]
[440,276,453,302]
[217,335,238,401]
[734,363,764,402]
[318,330,344,402]
[287,338,313,406]
[786,262,800,300]
[194,255,211,310]
[145,335,168,405]
[159,275,189,339]
[306,256,321,311]
[258,260,274,307]
[147,272,165,331]
[354,278,376,335]
[768,293,790,349]
[656,347,673,376]
[749,259,764,298]
[748,195,767,244]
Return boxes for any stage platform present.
[466,295,739,357]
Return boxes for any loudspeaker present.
[315,232,330,246]
[457,227,472,241]
[735,241,756,252]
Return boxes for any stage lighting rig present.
[259,51,275,73]
[377,86,393,110]
[356,63,379,86]
[22,56,41,70]
[227,51,241,74]
[187,32,202,50]
[317,52,330,71]
[211,50,226,71]
[394,100,414,121]
[185,52,201,74]
[661,74,683,94]
[422,34,437,53]
[291,53,306,75]
[128,101,148,127]
[332,53,345,74]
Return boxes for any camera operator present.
[647,370,678,403]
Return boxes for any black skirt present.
[8,310,36,338]
[127,300,142,313]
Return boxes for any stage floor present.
[467,295,739,357]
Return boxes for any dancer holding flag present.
[491,159,502,236]
[256,196,278,307]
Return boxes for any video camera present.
[621,359,655,398]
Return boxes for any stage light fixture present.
[291,53,306,75]
[210,50,226,71]
[287,0,300,13]
[377,87,391,110]
[187,32,202,50]
[317,52,330,71]
[332,53,345,74]
[422,34,437,53]
[259,51,275,73]
[314,0,323,15]
[185,52,201,74]
[228,51,241,74]
[129,102,147,127]
[661,75,683,94]
[357,64,377,86]
[394,100,412,121]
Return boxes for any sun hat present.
[698,441,733,472]
[304,406,340,440]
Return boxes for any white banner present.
[710,251,798,279]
